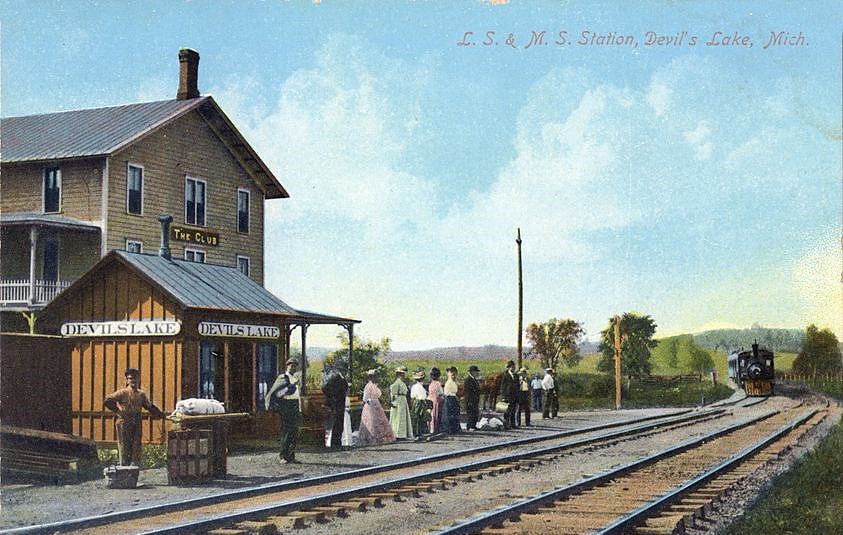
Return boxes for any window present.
[237,255,250,276]
[185,177,206,226]
[199,340,222,399]
[256,343,278,410]
[185,248,206,263]
[125,239,143,253]
[127,164,143,215]
[237,189,250,233]
[43,167,61,213]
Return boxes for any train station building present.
[0,49,358,444]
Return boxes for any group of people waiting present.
[359,364,479,445]
[499,360,559,428]
[100,359,562,470]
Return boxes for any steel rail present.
[0,409,703,535]
[431,409,781,535]
[130,407,730,535]
[594,408,819,535]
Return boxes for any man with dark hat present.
[104,368,165,466]
[266,358,301,463]
[464,365,481,430]
[322,359,349,449]
[500,360,519,429]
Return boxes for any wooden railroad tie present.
[333,499,369,512]
[231,521,280,535]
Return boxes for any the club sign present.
[198,322,280,339]
[61,320,181,337]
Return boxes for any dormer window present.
[185,177,206,226]
[127,164,144,215]
[43,167,61,213]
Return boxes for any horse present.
[480,373,503,410]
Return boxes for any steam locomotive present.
[727,342,775,396]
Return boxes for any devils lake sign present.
[198,322,280,339]
[61,320,182,337]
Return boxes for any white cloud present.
[682,121,713,161]
[646,82,672,118]
[793,229,843,337]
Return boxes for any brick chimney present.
[177,48,200,100]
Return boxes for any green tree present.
[688,342,715,377]
[792,324,842,378]
[666,337,680,369]
[597,313,658,378]
[525,318,585,370]
[324,333,391,394]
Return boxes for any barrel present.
[167,429,212,484]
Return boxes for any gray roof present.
[52,250,358,323]
[1,96,288,199]
[116,250,300,315]
[0,212,101,231]
[1,98,204,163]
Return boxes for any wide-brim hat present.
[545,367,553,372]
[366,369,378,376]
[468,365,480,372]
[286,358,299,366]
[518,367,527,374]
[395,366,408,374]
[412,370,426,380]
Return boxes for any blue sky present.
[3,1,840,350]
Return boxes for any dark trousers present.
[532,388,542,411]
[116,419,142,466]
[326,402,344,448]
[542,390,559,419]
[516,391,531,426]
[465,397,479,429]
[504,400,517,429]
[279,399,300,461]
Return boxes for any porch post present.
[28,226,38,304]
[346,323,354,390]
[300,324,309,396]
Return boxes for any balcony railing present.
[0,279,71,306]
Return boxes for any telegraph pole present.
[516,228,523,369]
[613,315,623,410]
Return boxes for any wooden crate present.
[167,429,212,484]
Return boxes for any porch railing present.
[0,279,71,306]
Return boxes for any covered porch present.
[0,213,101,310]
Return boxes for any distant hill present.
[387,341,601,362]
[690,326,804,353]
[387,345,514,362]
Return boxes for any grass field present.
[726,419,843,534]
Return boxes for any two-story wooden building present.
[1,49,281,325]
[0,50,359,443]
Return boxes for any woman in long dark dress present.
[443,366,461,434]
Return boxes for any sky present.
[2,1,841,350]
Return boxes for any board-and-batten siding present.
[62,265,182,444]
[107,110,265,284]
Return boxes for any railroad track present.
[4,408,739,535]
[434,407,826,535]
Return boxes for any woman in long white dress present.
[358,370,396,446]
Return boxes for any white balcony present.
[0,279,71,307]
